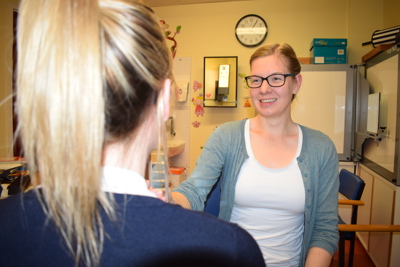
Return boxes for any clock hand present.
[252,20,258,28]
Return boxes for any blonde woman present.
[0,1,265,266]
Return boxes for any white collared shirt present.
[102,166,156,198]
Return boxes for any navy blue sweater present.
[0,190,265,266]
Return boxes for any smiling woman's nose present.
[260,83,272,94]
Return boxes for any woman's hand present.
[146,180,166,202]
[149,188,166,201]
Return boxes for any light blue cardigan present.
[174,119,339,266]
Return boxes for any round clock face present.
[235,14,268,47]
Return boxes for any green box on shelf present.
[310,38,347,64]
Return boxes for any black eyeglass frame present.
[244,73,296,88]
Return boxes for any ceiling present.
[143,0,252,7]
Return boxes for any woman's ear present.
[162,79,171,122]
[292,74,302,95]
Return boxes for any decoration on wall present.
[193,80,203,92]
[238,73,249,89]
[160,20,182,58]
[243,95,251,107]
[192,121,201,128]
[192,93,205,117]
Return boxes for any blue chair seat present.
[338,169,365,267]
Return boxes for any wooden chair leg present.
[339,232,345,267]
[348,234,356,267]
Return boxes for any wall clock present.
[235,14,268,48]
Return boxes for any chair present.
[338,169,366,267]
[338,224,400,267]
[204,179,221,217]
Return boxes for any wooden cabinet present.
[357,165,374,247]
[357,164,399,267]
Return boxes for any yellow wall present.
[383,0,400,28]
[152,0,398,172]
[0,0,399,168]
[0,0,19,157]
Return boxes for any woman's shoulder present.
[135,200,265,266]
[115,195,263,249]
[213,119,246,135]
[218,119,245,129]
[299,124,333,144]
[207,120,246,147]
[157,202,265,265]
[298,124,338,163]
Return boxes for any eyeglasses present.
[244,74,296,88]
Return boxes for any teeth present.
[260,99,276,103]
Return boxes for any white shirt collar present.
[101,166,156,198]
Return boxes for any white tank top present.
[231,119,305,267]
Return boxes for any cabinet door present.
[369,176,395,267]
[357,165,374,247]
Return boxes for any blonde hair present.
[16,0,172,266]
[250,43,301,75]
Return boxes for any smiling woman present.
[173,44,339,267]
